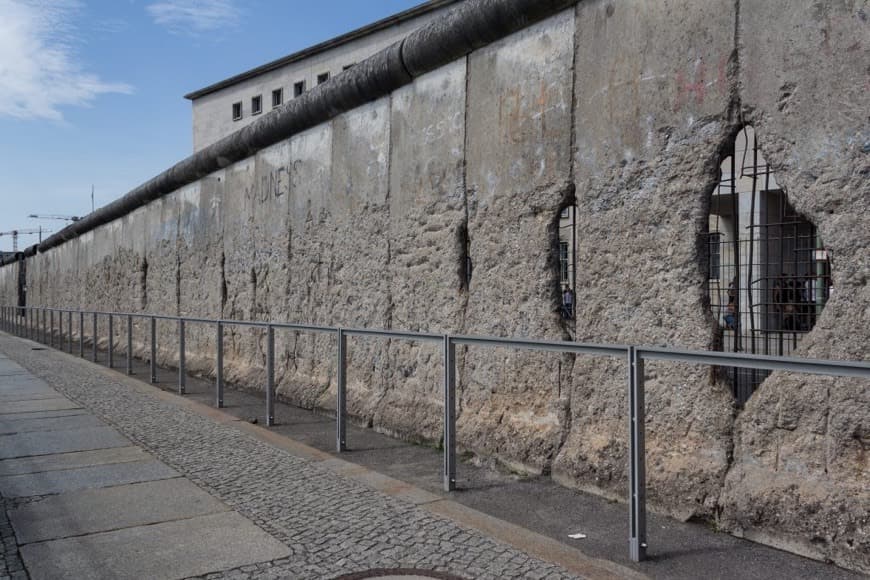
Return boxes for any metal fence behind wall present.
[1,304,868,563]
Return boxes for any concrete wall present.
[2,0,868,572]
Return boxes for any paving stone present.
[0,459,179,497]
[20,511,291,580]
[0,398,81,415]
[0,412,105,435]
[0,426,130,459]
[9,477,229,544]
[0,446,149,476]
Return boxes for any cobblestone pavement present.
[0,335,582,580]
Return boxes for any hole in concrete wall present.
[140,257,148,310]
[250,266,258,314]
[456,224,471,291]
[554,189,577,328]
[706,125,832,404]
[16,254,26,308]
[220,252,227,312]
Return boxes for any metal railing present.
[1,304,868,563]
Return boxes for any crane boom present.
[28,214,81,222]
[0,229,52,252]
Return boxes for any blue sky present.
[0,0,422,251]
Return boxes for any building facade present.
[185,0,459,152]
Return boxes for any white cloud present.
[146,0,239,35]
[0,0,132,121]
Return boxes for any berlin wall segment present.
[0,0,868,573]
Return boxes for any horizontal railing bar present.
[451,334,628,357]
[216,319,270,328]
[344,328,443,342]
[269,322,336,333]
[639,347,870,378]
[10,305,869,378]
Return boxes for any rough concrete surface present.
[1,0,868,572]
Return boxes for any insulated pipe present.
[36,0,577,254]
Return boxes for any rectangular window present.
[709,232,722,279]
[317,72,330,85]
[232,101,242,121]
[293,80,305,97]
[559,242,569,282]
[251,95,262,115]
[271,88,283,108]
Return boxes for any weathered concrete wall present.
[2,0,868,572]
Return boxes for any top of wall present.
[12,0,577,264]
[183,0,461,101]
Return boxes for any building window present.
[708,232,722,279]
[251,95,262,115]
[317,72,330,85]
[293,81,305,97]
[559,242,569,283]
[272,88,283,108]
[232,102,242,121]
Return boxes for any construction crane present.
[28,214,81,222]
[0,229,51,252]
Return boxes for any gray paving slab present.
[0,412,105,435]
[0,446,150,476]
[0,409,88,424]
[0,398,81,414]
[9,478,229,544]
[0,425,129,459]
[0,392,62,403]
[0,459,179,497]
[20,511,292,580]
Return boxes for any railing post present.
[79,311,84,358]
[42,308,47,344]
[443,334,456,492]
[58,310,63,349]
[108,314,114,368]
[266,324,275,426]
[92,312,98,362]
[126,315,133,375]
[49,309,54,347]
[215,322,224,408]
[178,319,186,394]
[336,328,347,452]
[150,316,157,383]
[68,311,73,353]
[628,346,647,562]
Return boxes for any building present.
[185,0,460,152]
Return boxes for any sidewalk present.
[0,331,863,580]
[0,333,630,580]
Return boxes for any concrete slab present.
[0,398,81,414]
[0,392,62,403]
[0,412,105,435]
[0,426,129,459]
[9,478,229,544]
[20,511,291,580]
[0,408,86,420]
[0,446,150,476]
[0,459,179,497]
